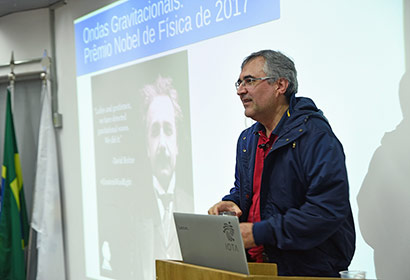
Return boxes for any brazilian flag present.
[0,88,30,280]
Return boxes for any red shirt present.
[247,130,278,262]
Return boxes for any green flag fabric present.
[0,88,30,280]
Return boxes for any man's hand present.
[208,201,242,217]
[240,222,256,249]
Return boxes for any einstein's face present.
[146,95,178,186]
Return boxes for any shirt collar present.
[153,173,176,196]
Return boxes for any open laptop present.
[173,212,249,275]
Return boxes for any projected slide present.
[91,51,193,279]
[74,0,406,279]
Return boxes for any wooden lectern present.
[156,260,341,280]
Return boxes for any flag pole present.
[25,220,33,280]
[25,72,47,280]
[27,49,66,279]
[8,52,15,112]
[26,51,49,280]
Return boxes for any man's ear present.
[275,78,289,96]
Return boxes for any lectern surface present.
[156,260,349,280]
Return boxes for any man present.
[142,75,192,261]
[142,75,181,258]
[208,50,355,277]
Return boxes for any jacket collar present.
[249,93,327,136]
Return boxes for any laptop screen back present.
[173,212,249,275]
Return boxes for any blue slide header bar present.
[74,0,280,76]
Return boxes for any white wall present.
[0,8,51,75]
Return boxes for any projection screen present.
[74,0,406,279]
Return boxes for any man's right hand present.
[208,201,242,217]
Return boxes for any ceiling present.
[0,0,65,17]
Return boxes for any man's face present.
[237,57,277,123]
[146,95,178,186]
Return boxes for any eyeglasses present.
[235,76,275,91]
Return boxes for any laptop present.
[173,212,249,275]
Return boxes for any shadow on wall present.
[357,1,410,279]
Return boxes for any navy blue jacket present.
[223,95,355,277]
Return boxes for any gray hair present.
[141,75,183,125]
[241,50,298,98]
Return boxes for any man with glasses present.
[208,50,355,277]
